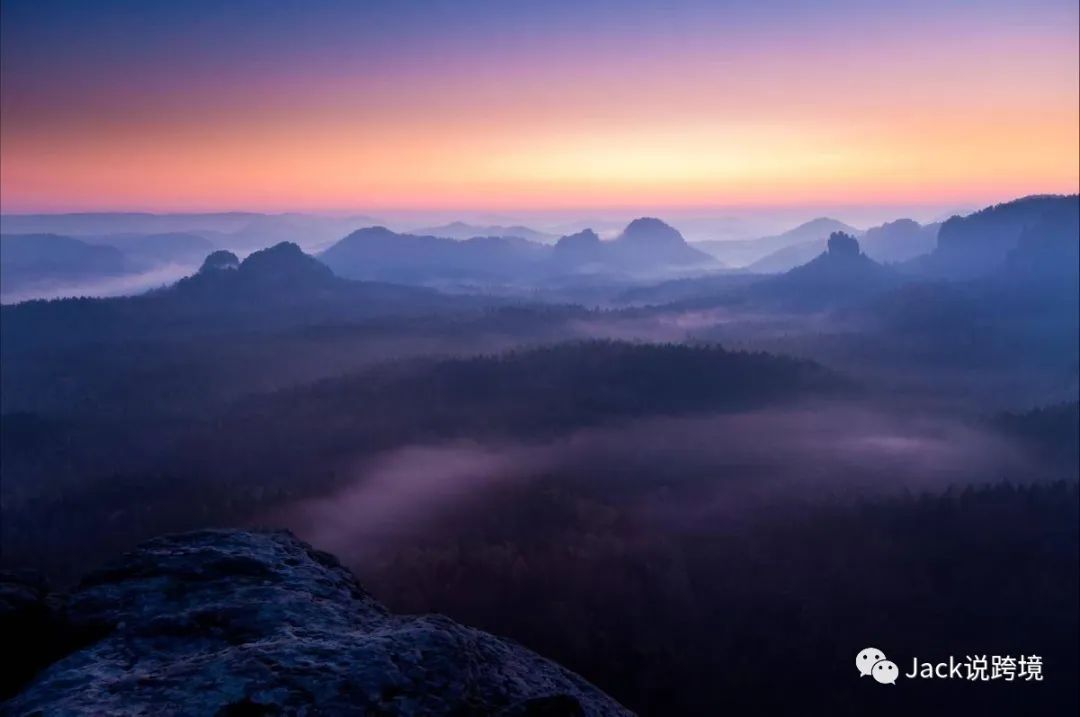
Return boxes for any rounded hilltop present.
[198,249,240,273]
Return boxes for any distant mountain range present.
[1004,196,1080,281]
[867,197,1078,366]
[0,215,374,302]
[82,232,216,265]
[0,232,215,302]
[746,218,940,273]
[550,218,713,274]
[1,234,130,298]
[908,194,1079,279]
[0,242,478,348]
[861,219,941,264]
[175,242,336,296]
[692,218,859,267]
[0,212,267,235]
[1,216,714,302]
[410,221,558,244]
[319,227,547,284]
[748,232,901,307]
[3,196,1075,306]
[743,197,1078,334]
[745,238,834,274]
[164,242,487,322]
[320,217,714,286]
[0,213,382,254]
[651,196,1080,314]
[197,214,384,254]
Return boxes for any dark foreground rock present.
[2,530,632,716]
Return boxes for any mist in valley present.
[1,195,1077,715]
[2,0,1077,711]
[274,403,1038,563]
[0,262,197,304]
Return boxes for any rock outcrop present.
[825,231,860,257]
[913,194,1078,279]
[747,232,900,308]
[3,530,631,717]
[199,249,240,273]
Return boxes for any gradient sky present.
[1,0,1077,213]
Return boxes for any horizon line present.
[3,191,1077,218]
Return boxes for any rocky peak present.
[3,530,631,716]
[236,242,334,284]
[826,231,861,257]
[199,249,240,273]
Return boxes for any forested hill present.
[0,242,488,350]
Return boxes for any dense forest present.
[2,195,1077,715]
[1,341,843,579]
[366,479,1078,715]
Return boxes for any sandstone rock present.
[3,530,631,717]
[826,231,861,257]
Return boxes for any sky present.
[1,0,1078,214]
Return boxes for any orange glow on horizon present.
[4,105,1075,212]
[2,5,1077,213]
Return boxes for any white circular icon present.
[872,659,899,685]
[856,647,887,677]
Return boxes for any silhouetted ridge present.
[552,229,606,268]
[555,228,602,249]
[617,217,686,247]
[346,225,399,240]
[173,242,336,300]
[858,218,939,263]
[750,231,899,307]
[913,194,1079,278]
[826,231,860,257]
[320,219,712,282]
[610,218,713,268]
[199,249,239,272]
[411,221,556,244]
[236,241,333,284]
[694,217,860,267]
[1004,196,1080,280]
[320,227,544,283]
[0,234,129,297]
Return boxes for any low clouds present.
[0,263,195,304]
[276,442,549,558]
[276,402,1034,559]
